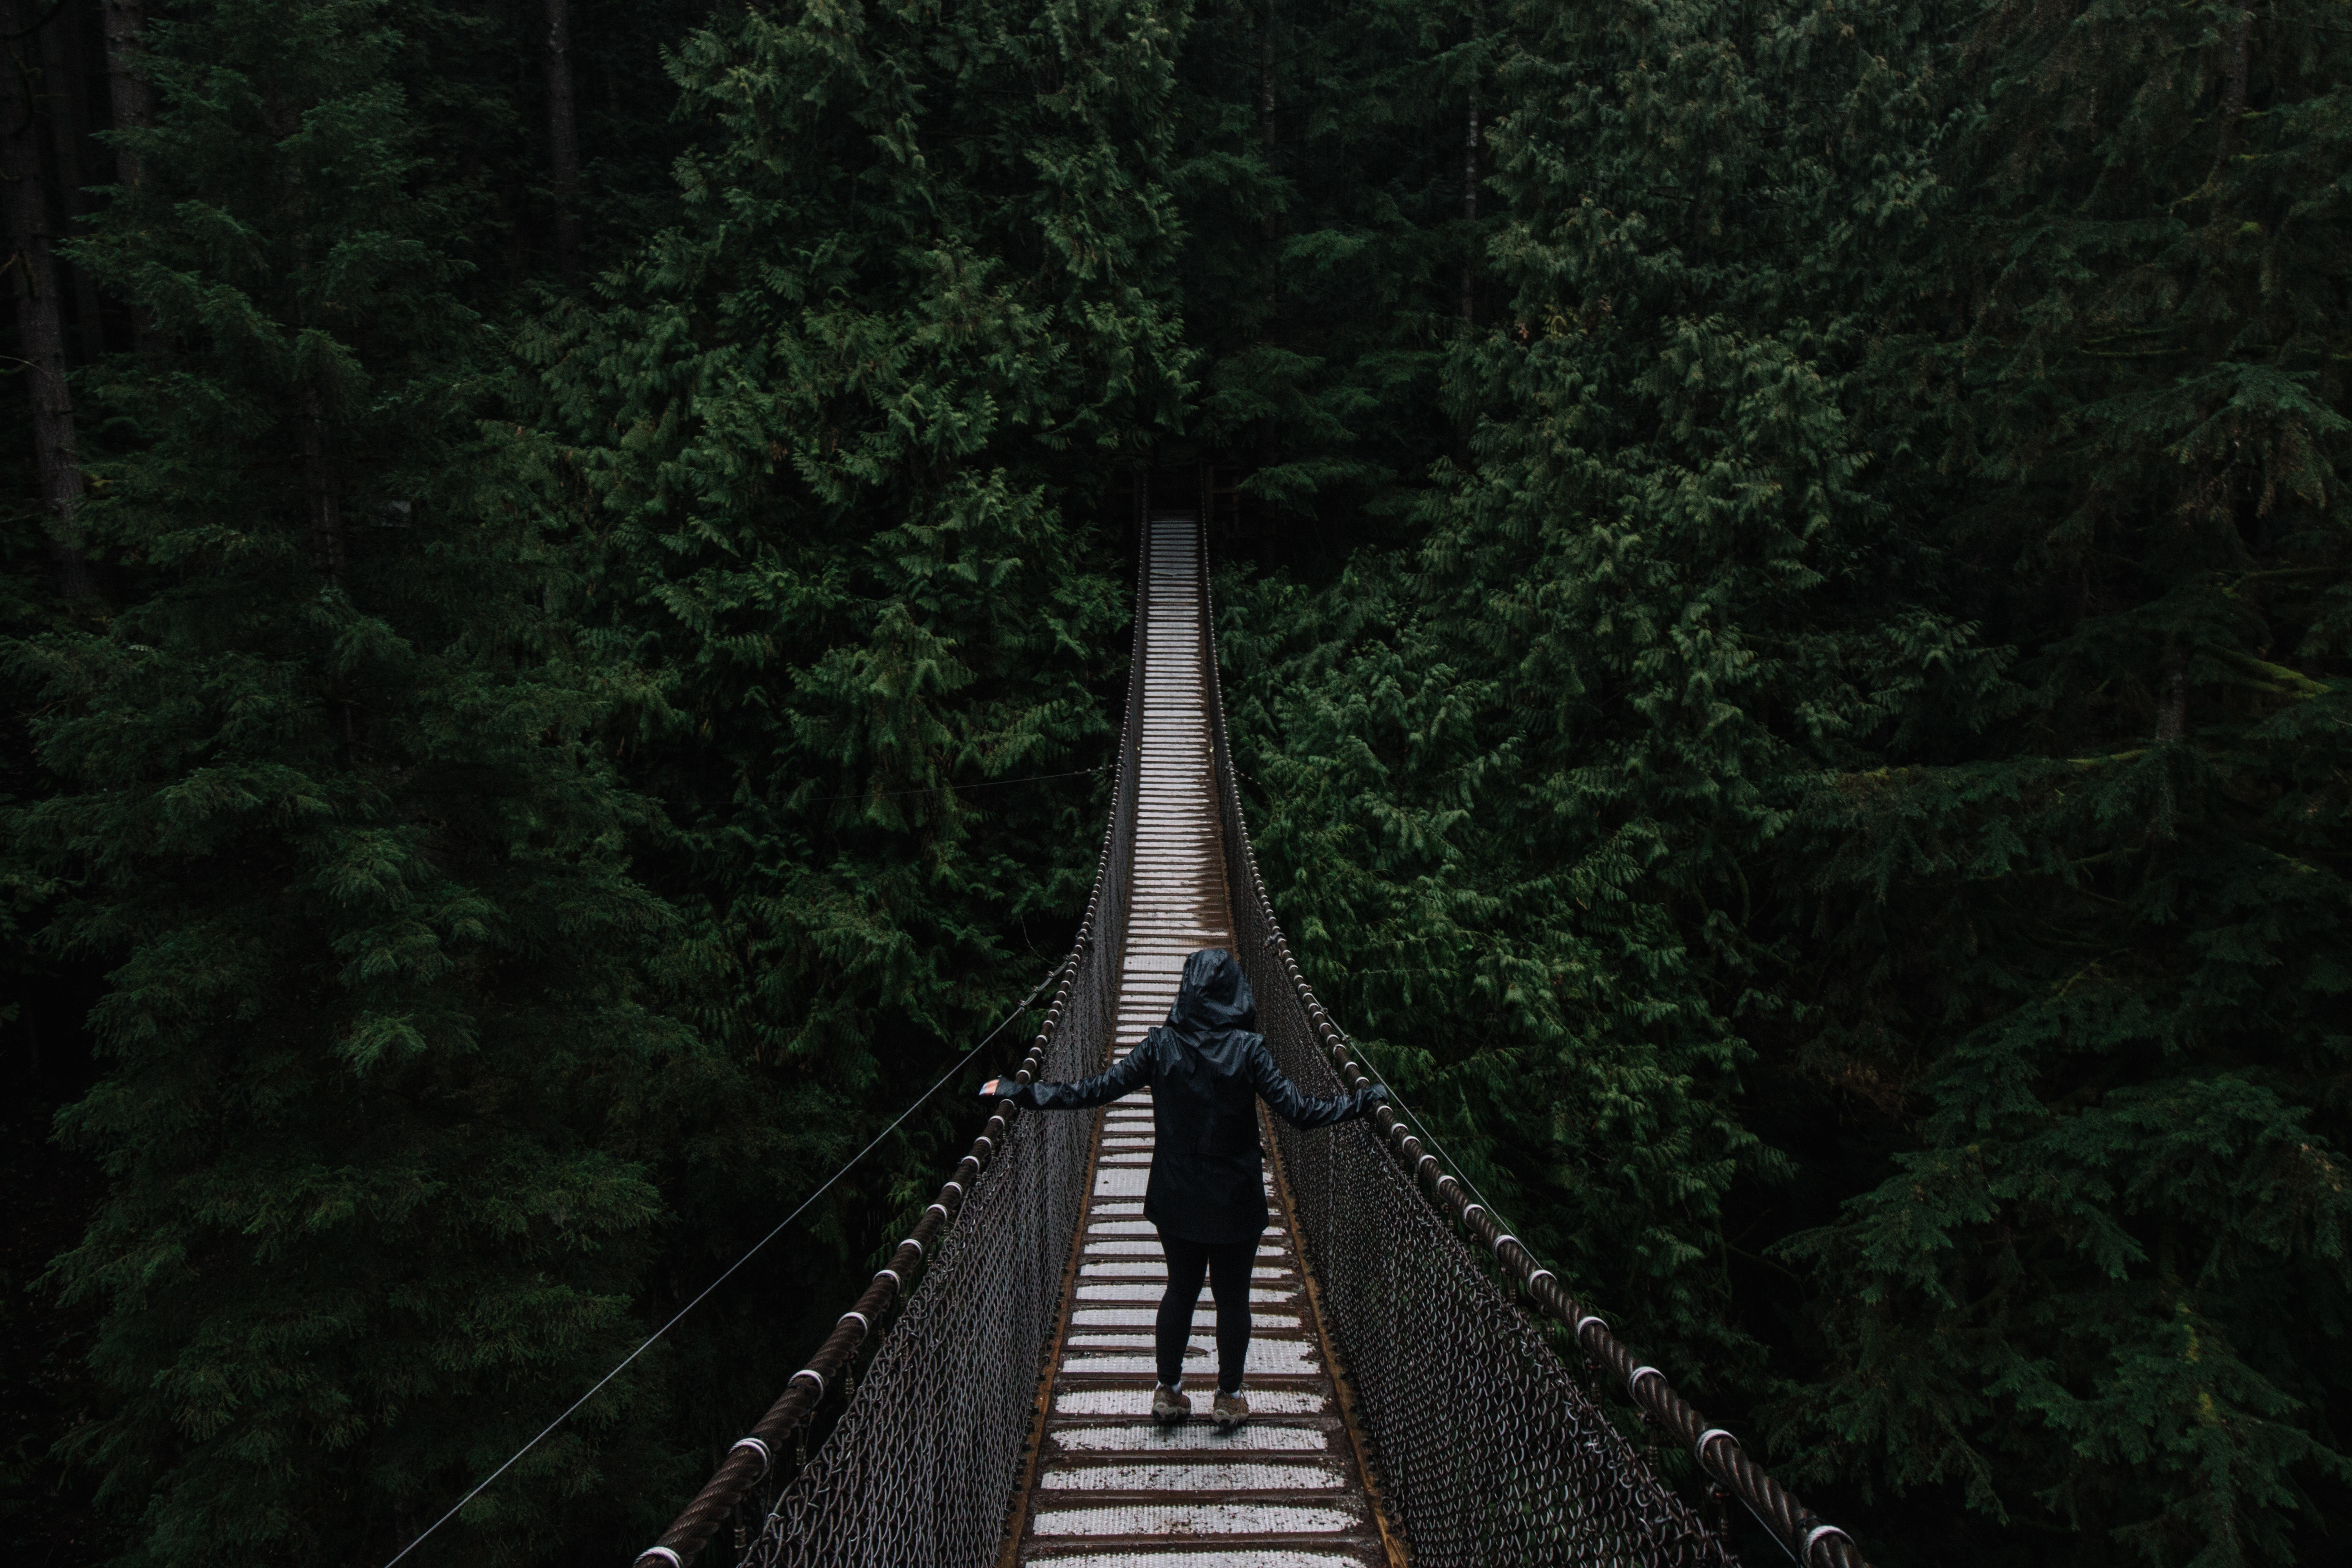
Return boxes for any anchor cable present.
[380,959,1069,1568]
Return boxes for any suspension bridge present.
[627,505,1873,1568]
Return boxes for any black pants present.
[1156,1230,1256,1393]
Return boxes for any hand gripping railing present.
[1191,512,1874,1568]
[627,495,1151,1568]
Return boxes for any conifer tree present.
[1778,1,2352,1558]
[6,0,2340,1560]
[529,0,1192,1182]
[7,1,715,1560]
[1171,0,1484,550]
[2,0,93,598]
[1219,0,2352,1561]
[1222,0,1974,1377]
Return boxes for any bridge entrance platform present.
[1002,518,1392,1567]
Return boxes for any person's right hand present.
[1362,1083,1391,1105]
[980,1077,1003,1098]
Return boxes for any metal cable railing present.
[632,494,1876,1568]
[1192,510,1874,1568]
[627,489,1150,1568]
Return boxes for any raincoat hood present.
[1163,948,1257,1050]
[1005,942,1383,1243]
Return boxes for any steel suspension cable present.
[380,958,1072,1568]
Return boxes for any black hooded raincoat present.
[1004,948,1385,1243]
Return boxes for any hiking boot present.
[1152,1383,1189,1425]
[1211,1389,1249,1431]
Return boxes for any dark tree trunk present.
[98,0,148,191]
[1258,0,1276,253]
[301,383,344,583]
[544,0,580,279]
[1460,83,1478,327]
[1257,2,1275,173]
[1461,5,1483,329]
[1255,0,1277,473]
[1258,0,1276,270]
[99,0,153,353]
[4,0,91,598]
[2211,8,2253,176]
[2152,640,2187,841]
[39,0,106,361]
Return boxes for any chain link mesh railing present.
[742,946,1107,1568]
[627,490,1150,1568]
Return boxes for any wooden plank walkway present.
[1007,517,1388,1568]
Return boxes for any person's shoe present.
[1211,1389,1248,1431]
[1152,1383,1189,1425]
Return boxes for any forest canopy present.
[3,0,2347,1565]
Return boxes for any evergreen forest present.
[2,0,2347,1563]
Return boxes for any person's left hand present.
[979,1077,1002,1098]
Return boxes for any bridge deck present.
[1006,518,1387,1567]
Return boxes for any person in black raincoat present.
[980,947,1386,1428]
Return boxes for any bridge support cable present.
[384,952,1074,1568]
[1194,512,1875,1568]
[625,493,1152,1568]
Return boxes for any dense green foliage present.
[530,0,1186,1068]
[1170,0,1485,533]
[1217,0,2352,1563]
[4,0,2347,1564]
[7,0,725,1557]
[3,0,1174,1560]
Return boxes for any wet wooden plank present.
[1007,519,1387,1568]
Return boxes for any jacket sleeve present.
[1008,1034,1155,1111]
[1245,1038,1386,1129]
